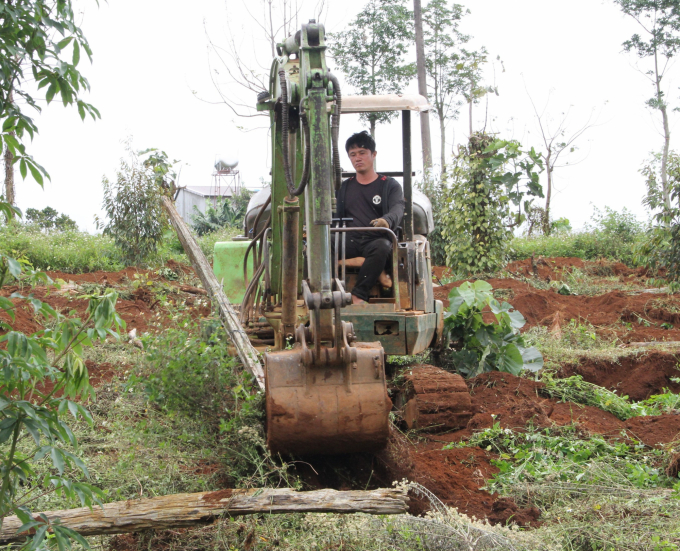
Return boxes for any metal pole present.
[402,110,413,241]
[413,0,432,179]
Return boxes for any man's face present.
[348,145,376,172]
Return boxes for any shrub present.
[99,144,168,266]
[191,189,253,236]
[511,207,645,265]
[0,223,124,273]
[442,280,543,377]
[440,133,543,273]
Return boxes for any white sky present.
[15,0,674,232]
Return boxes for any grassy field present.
[2,217,680,550]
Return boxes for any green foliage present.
[451,423,675,492]
[440,133,543,272]
[541,373,641,420]
[99,144,168,266]
[25,206,77,232]
[0,223,124,273]
[636,151,680,287]
[512,206,645,265]
[191,189,253,236]
[130,320,293,488]
[0,266,125,548]
[422,1,479,174]
[0,0,100,188]
[329,0,415,134]
[443,280,543,377]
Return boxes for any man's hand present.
[371,218,389,228]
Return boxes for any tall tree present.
[0,0,100,204]
[422,0,470,176]
[527,91,596,234]
[330,0,415,137]
[413,0,433,176]
[205,0,327,119]
[614,0,680,215]
[458,48,492,137]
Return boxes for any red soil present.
[560,352,680,401]
[434,277,680,343]
[371,370,680,523]
[0,274,209,337]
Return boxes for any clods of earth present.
[10,257,680,530]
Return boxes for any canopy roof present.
[341,94,431,114]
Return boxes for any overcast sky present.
[15,0,675,232]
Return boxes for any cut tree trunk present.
[161,196,265,390]
[0,487,409,544]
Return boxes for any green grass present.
[448,423,680,550]
[0,223,125,273]
[510,231,643,266]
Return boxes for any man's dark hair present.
[345,131,376,153]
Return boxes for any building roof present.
[341,94,431,113]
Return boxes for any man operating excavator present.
[335,131,405,305]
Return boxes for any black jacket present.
[335,175,405,232]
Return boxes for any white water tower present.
[212,154,241,202]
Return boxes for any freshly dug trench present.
[560,351,680,401]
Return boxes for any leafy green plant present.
[191,189,253,236]
[0,0,101,203]
[450,423,675,492]
[0,270,125,548]
[440,133,543,273]
[329,0,415,136]
[98,143,168,266]
[541,373,640,420]
[442,280,543,377]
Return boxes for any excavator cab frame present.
[213,21,445,455]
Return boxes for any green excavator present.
[213,21,468,456]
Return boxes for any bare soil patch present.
[560,351,680,401]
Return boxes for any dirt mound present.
[0,279,210,337]
[433,277,534,306]
[625,415,680,448]
[506,256,585,280]
[434,279,680,343]
[376,431,540,526]
[560,352,680,401]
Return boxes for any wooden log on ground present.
[0,487,408,544]
[161,196,265,390]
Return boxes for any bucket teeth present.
[264,342,391,455]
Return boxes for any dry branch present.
[161,196,266,390]
[0,487,408,544]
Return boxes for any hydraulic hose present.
[243,195,271,287]
[278,70,308,197]
[327,72,343,191]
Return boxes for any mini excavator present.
[213,21,471,455]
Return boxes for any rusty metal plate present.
[265,342,391,455]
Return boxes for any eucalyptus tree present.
[614,0,680,216]
[330,0,415,137]
[0,0,100,205]
[422,0,470,176]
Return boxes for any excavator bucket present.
[264,342,391,456]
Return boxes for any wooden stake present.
[161,196,266,390]
[0,487,408,544]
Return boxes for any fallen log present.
[0,487,408,544]
[161,196,265,390]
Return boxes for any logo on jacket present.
[372,195,381,205]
